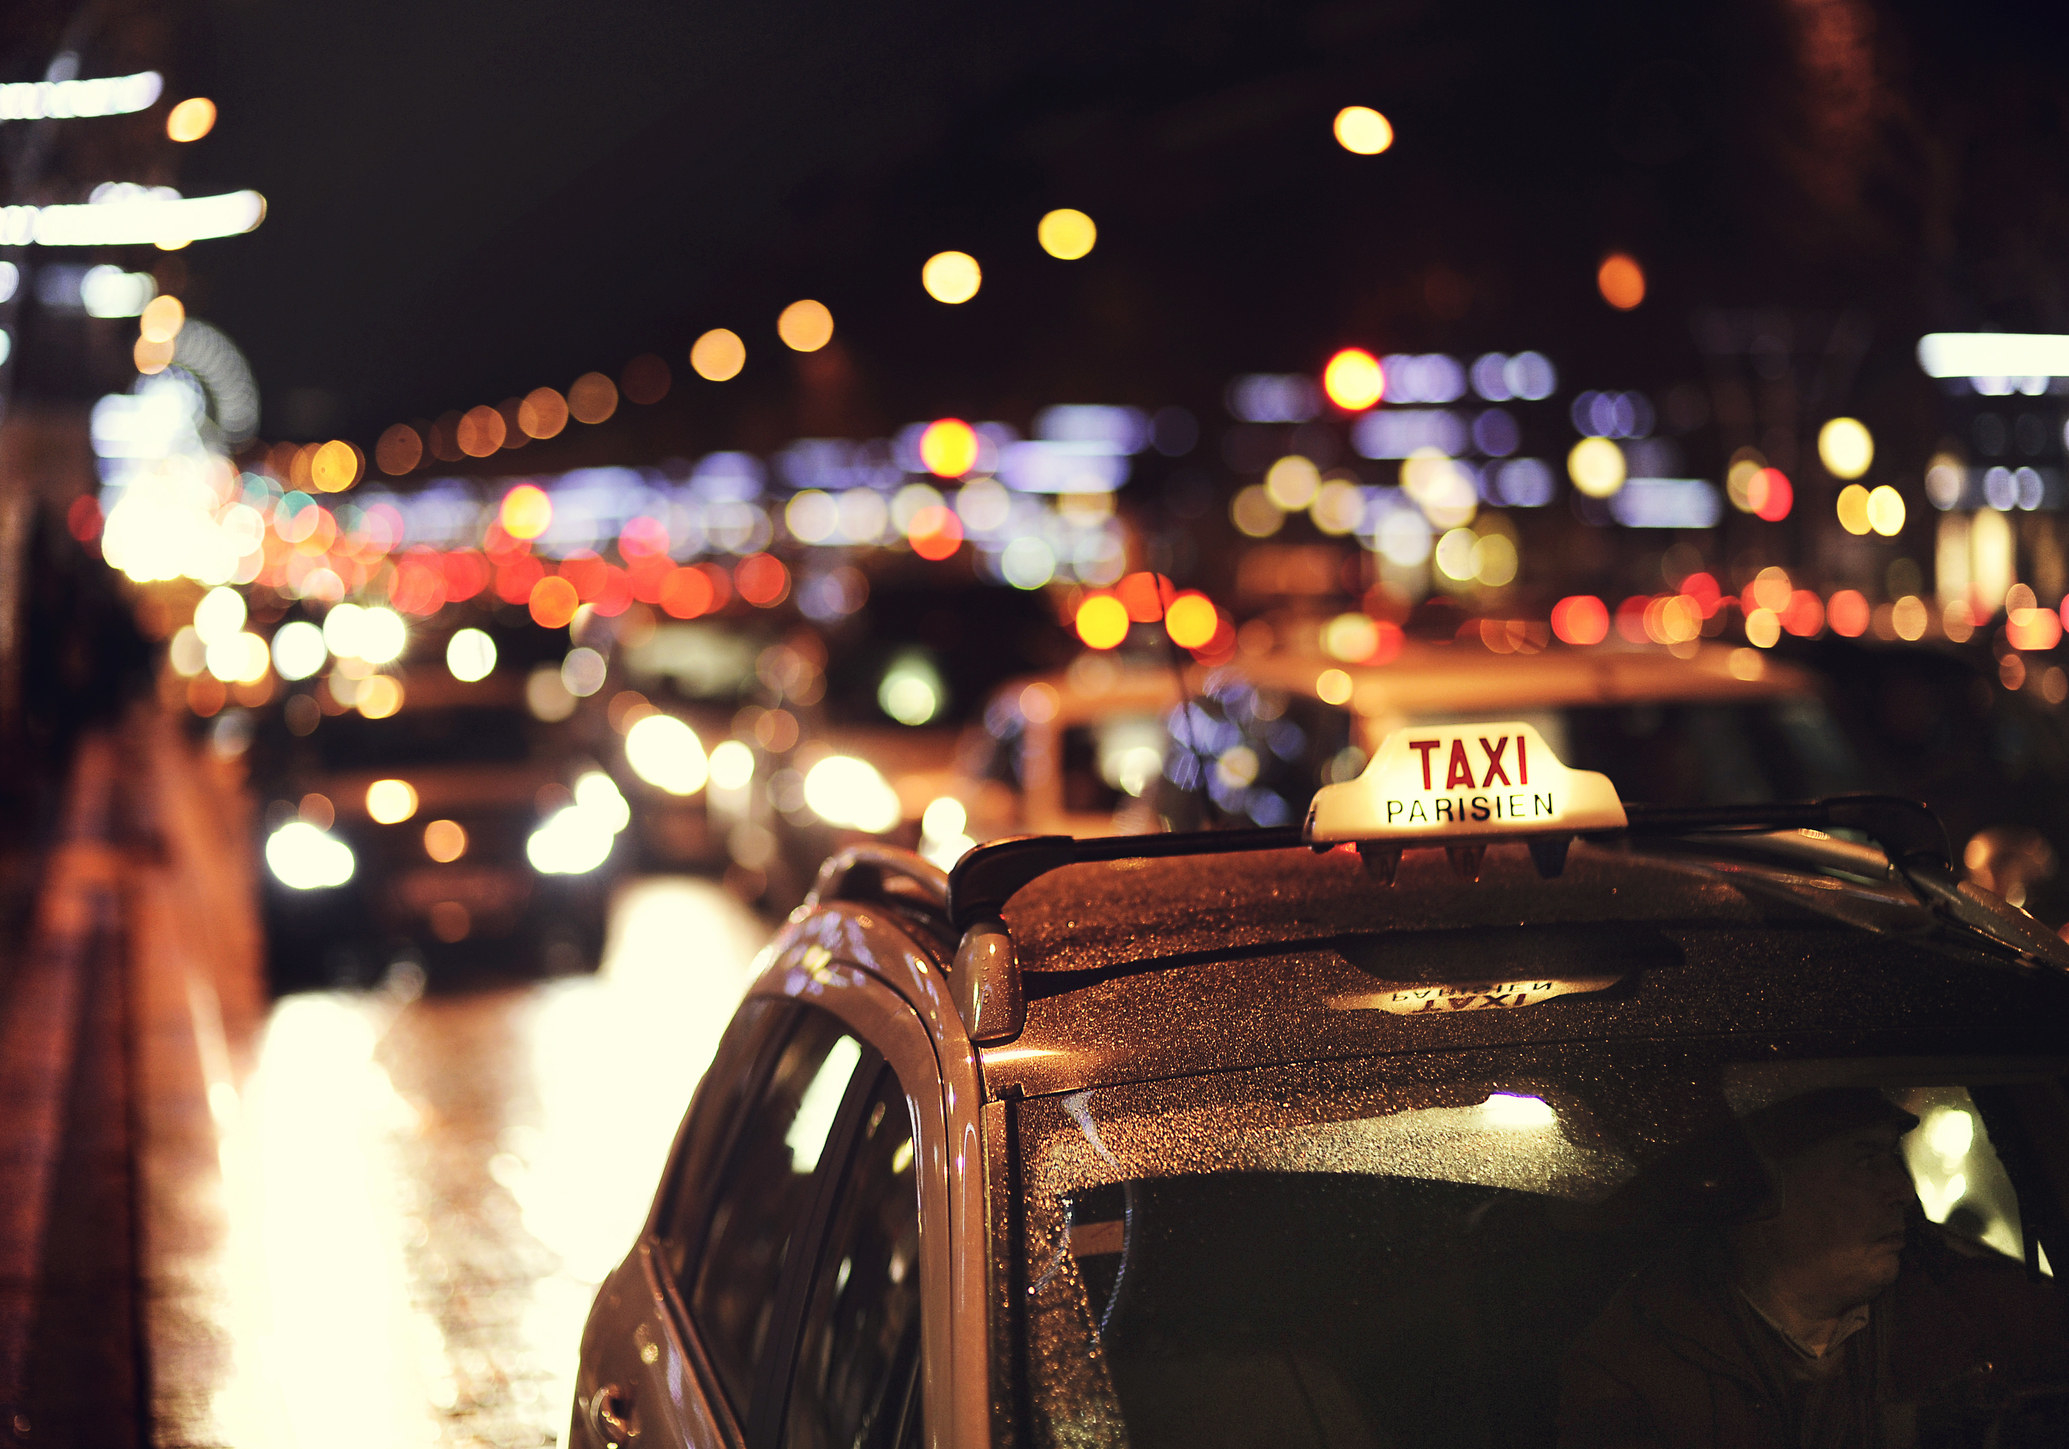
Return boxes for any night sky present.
[25,0,2069,460]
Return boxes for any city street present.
[103,715,765,1449]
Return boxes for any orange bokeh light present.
[1116,572,1172,623]
[375,423,422,476]
[1551,595,1610,645]
[1597,253,1646,310]
[1075,594,1131,650]
[658,566,716,619]
[1780,590,1826,638]
[735,553,790,607]
[1164,593,1219,649]
[1322,348,1385,411]
[907,505,963,560]
[1827,590,1870,638]
[500,484,552,540]
[456,404,506,457]
[918,419,979,479]
[528,575,580,629]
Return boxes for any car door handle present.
[590,1383,640,1446]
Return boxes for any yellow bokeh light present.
[690,328,746,381]
[1567,436,1627,497]
[518,386,568,439]
[1074,594,1130,650]
[139,293,185,344]
[1164,593,1219,650]
[777,300,834,352]
[356,674,403,720]
[567,372,618,425]
[1818,417,1874,479]
[1316,668,1354,706]
[309,439,361,492]
[1333,106,1394,155]
[1597,253,1645,310]
[500,483,553,541]
[1264,455,1321,510]
[1836,483,1872,535]
[1037,209,1097,260]
[1322,348,1385,410]
[365,779,418,825]
[1867,484,1906,537]
[921,251,982,304]
[134,334,173,374]
[166,96,216,143]
[918,419,979,478]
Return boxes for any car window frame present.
[763,1058,928,1449]
[641,912,977,1449]
[737,1041,891,1444]
[644,1002,876,1447]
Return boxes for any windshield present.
[1015,1046,2069,1449]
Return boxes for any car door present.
[575,1001,871,1449]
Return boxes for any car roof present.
[974,840,2069,1099]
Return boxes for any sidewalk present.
[0,708,267,1449]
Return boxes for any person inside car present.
[1558,1087,2069,1448]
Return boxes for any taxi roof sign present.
[1304,721,1627,847]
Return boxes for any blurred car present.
[953,640,1852,841]
[570,717,2069,1448]
[252,666,626,989]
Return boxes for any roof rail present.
[948,825,1305,931]
[945,797,1954,934]
[808,845,950,926]
[1616,796,1949,869]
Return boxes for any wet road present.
[147,856,768,1447]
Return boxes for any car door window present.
[655,999,779,1291]
[781,1066,925,1449]
[689,1009,867,1413]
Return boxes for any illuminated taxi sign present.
[1304,721,1626,845]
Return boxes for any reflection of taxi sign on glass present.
[1304,721,1627,846]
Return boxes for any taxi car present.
[573,720,2069,1449]
[955,640,1845,840]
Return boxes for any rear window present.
[1017,1044,2069,1449]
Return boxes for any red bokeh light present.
[1551,595,1610,645]
[1780,589,1826,637]
[1116,572,1173,623]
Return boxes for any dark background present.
[12,0,2069,465]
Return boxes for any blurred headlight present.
[527,808,615,875]
[265,821,355,890]
[625,714,709,795]
[803,755,902,834]
[527,771,631,874]
[708,739,755,791]
[573,771,631,833]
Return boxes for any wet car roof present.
[980,842,2069,1099]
